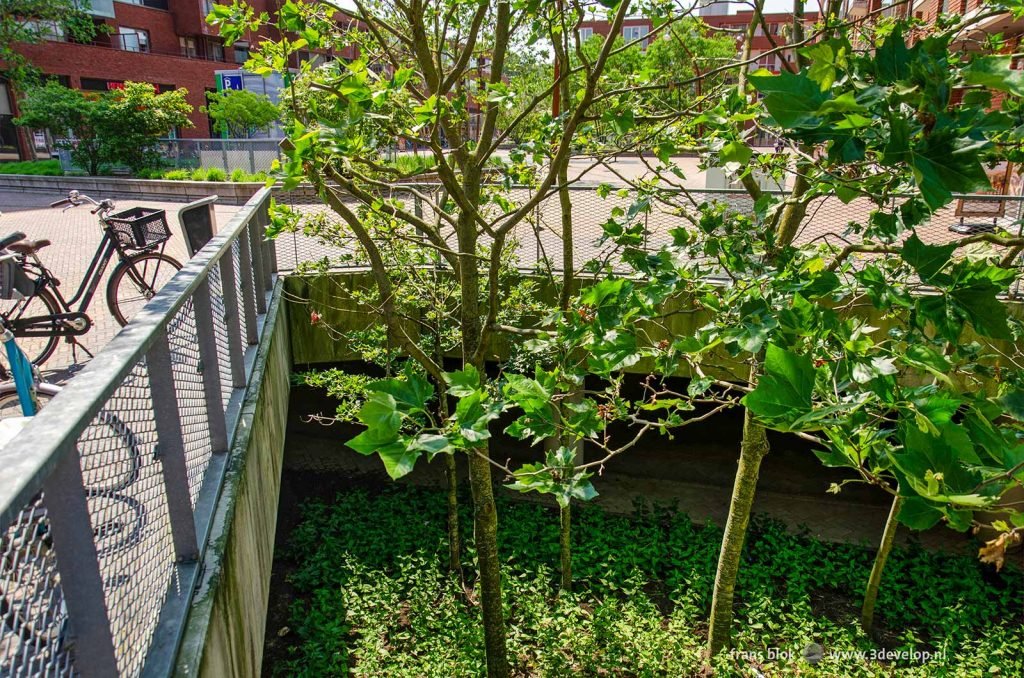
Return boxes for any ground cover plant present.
[269,485,1023,677]
[214,0,1024,673]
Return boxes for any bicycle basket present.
[0,257,34,300]
[107,207,172,250]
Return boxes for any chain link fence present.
[271,185,1024,294]
[0,188,277,676]
[57,139,284,176]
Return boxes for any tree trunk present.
[707,407,769,656]
[862,494,902,635]
[457,180,509,677]
[466,445,508,677]
[444,453,464,581]
[559,503,572,591]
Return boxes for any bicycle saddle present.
[7,239,51,255]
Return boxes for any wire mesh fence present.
[0,188,277,676]
[57,139,283,176]
[270,184,1024,289]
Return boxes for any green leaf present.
[749,71,829,128]
[742,344,816,427]
[356,392,401,434]
[897,497,943,530]
[962,55,1024,97]
[408,433,453,459]
[902,233,955,283]
[1001,389,1024,421]
[376,441,419,480]
[369,373,433,413]
[874,28,910,83]
[444,365,480,397]
[719,140,752,166]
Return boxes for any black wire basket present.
[107,208,172,250]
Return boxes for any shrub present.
[189,167,207,181]
[230,168,246,182]
[162,169,190,180]
[204,167,226,182]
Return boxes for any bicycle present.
[0,191,183,377]
[0,278,146,667]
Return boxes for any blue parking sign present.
[221,74,243,91]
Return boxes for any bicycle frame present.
[0,322,38,416]
[43,230,124,315]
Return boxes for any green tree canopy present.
[203,88,280,138]
[0,0,99,87]
[15,81,193,174]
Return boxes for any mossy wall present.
[175,282,291,677]
[285,271,1024,388]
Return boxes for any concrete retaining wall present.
[0,174,263,205]
[174,282,290,677]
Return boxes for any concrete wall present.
[0,175,262,205]
[285,271,1024,389]
[174,282,290,677]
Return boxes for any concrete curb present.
[0,174,263,205]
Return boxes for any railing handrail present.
[0,186,273,530]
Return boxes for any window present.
[756,53,777,71]
[622,24,649,48]
[206,37,225,61]
[118,0,169,9]
[117,26,149,52]
[24,20,65,41]
[234,43,250,64]
[579,27,593,41]
[180,36,198,58]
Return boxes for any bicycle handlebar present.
[0,231,26,249]
[50,191,114,215]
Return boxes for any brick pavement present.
[0,189,239,380]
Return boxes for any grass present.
[268,485,1023,677]
[388,153,436,175]
[136,167,269,182]
[0,159,63,176]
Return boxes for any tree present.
[0,0,100,158]
[209,0,713,674]
[0,1,98,87]
[203,89,280,138]
[216,0,1024,674]
[15,81,193,174]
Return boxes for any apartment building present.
[1,0,357,158]
[577,3,821,75]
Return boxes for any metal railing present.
[0,187,277,676]
[57,139,284,176]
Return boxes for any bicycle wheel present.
[0,383,143,494]
[0,382,60,420]
[106,252,182,326]
[0,287,61,370]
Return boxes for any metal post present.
[248,144,256,174]
[257,203,274,288]
[237,227,259,345]
[43,443,119,676]
[191,279,229,453]
[146,334,199,563]
[218,247,247,387]
[247,214,268,314]
[220,143,229,174]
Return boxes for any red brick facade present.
[4,0,357,147]
[578,10,821,75]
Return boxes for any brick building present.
[1,0,357,158]
[577,3,821,75]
